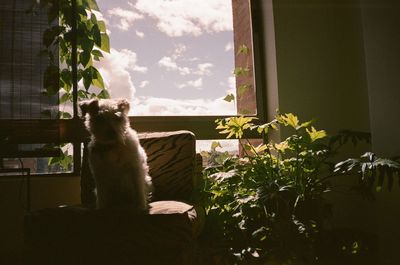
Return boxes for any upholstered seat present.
[23,131,204,265]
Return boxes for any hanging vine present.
[32,0,110,170]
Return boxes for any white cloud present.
[94,48,147,101]
[225,42,234,52]
[177,78,203,89]
[195,63,213,76]
[108,7,144,31]
[139,80,149,88]
[172,44,187,59]
[135,30,145,38]
[131,95,236,116]
[158,56,190,75]
[135,0,233,37]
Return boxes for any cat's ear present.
[117,99,130,114]
[79,99,99,117]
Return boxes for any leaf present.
[251,144,268,155]
[306,126,327,142]
[59,111,72,119]
[100,33,110,53]
[223,94,235,102]
[237,44,249,55]
[43,25,63,47]
[79,51,91,67]
[97,20,107,33]
[97,89,110,99]
[90,66,105,90]
[43,64,60,96]
[81,68,92,90]
[60,93,71,104]
[78,89,90,99]
[60,69,72,87]
[211,141,222,151]
[274,141,289,152]
[280,113,299,129]
[237,84,249,97]
[87,0,100,11]
[91,24,101,47]
[91,49,103,58]
[233,67,250,77]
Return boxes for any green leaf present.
[224,94,235,102]
[211,141,222,151]
[233,67,250,77]
[59,111,72,119]
[91,49,104,58]
[78,89,90,99]
[81,68,92,90]
[87,0,100,11]
[79,51,91,67]
[80,37,94,55]
[60,93,71,104]
[43,25,63,47]
[237,44,249,55]
[90,66,105,90]
[237,84,249,97]
[100,33,110,52]
[43,64,60,96]
[91,24,101,47]
[97,89,110,99]
[97,20,107,33]
[60,69,72,87]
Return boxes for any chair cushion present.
[139,131,196,202]
[24,201,204,265]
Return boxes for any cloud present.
[177,78,203,89]
[107,7,144,31]
[94,48,147,101]
[139,80,149,88]
[195,63,213,76]
[131,95,236,116]
[135,0,233,37]
[225,42,234,52]
[158,56,190,75]
[135,30,145,38]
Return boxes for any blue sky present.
[94,0,237,116]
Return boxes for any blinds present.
[0,0,59,120]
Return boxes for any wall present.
[259,0,399,263]
[0,177,80,264]
[361,0,400,264]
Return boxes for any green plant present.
[32,0,110,170]
[201,113,400,264]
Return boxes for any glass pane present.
[0,143,73,175]
[95,0,242,116]
[196,139,238,167]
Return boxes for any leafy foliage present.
[33,0,111,170]
[37,0,110,107]
[201,113,399,264]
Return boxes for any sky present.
[94,0,237,116]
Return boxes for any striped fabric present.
[139,130,196,202]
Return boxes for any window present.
[0,0,267,175]
[94,0,264,139]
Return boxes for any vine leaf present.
[100,33,110,52]
[224,94,235,102]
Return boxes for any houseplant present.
[200,113,400,264]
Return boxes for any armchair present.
[24,130,204,265]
